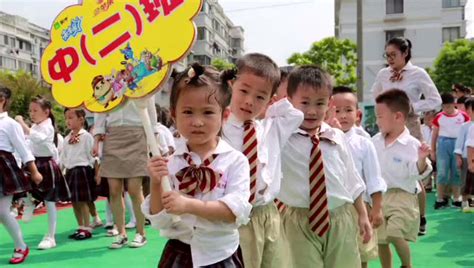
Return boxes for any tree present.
[211,58,235,71]
[0,70,66,133]
[287,37,358,88]
[428,39,474,92]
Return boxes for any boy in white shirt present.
[372,89,432,268]
[332,86,387,268]
[278,66,372,267]
[222,53,304,268]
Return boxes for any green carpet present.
[1,193,473,267]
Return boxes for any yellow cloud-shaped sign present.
[41,0,202,113]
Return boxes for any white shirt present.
[222,98,304,207]
[28,118,58,159]
[0,112,34,164]
[433,111,470,138]
[354,125,371,138]
[278,123,366,210]
[465,124,474,148]
[371,61,442,114]
[93,98,158,135]
[344,128,386,204]
[60,129,95,169]
[421,124,432,146]
[372,128,433,194]
[156,123,175,154]
[454,122,473,158]
[142,139,251,267]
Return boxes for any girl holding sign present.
[142,63,251,267]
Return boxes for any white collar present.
[174,138,235,157]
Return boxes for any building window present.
[386,0,403,14]
[4,35,9,45]
[19,40,32,52]
[442,0,461,8]
[1,56,17,69]
[442,27,460,42]
[10,37,16,48]
[194,55,211,65]
[385,30,404,42]
[197,27,207,41]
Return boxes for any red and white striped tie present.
[243,120,258,204]
[308,135,330,237]
[175,153,221,196]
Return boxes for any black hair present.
[169,62,231,135]
[333,86,356,95]
[286,65,333,97]
[375,89,410,118]
[31,95,58,146]
[464,98,474,110]
[457,96,468,105]
[441,93,455,105]
[453,83,472,95]
[386,37,412,63]
[221,53,281,96]
[64,108,88,130]
[0,86,12,111]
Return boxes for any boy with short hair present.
[373,89,432,268]
[278,66,372,267]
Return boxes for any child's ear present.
[222,107,231,122]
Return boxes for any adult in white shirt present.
[371,37,441,236]
[371,37,441,142]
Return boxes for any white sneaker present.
[10,208,18,217]
[129,233,147,248]
[22,202,34,223]
[106,228,119,237]
[125,221,136,229]
[90,218,103,229]
[109,235,128,249]
[37,236,56,250]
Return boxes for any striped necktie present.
[175,153,221,196]
[389,69,405,82]
[307,134,330,236]
[243,120,258,204]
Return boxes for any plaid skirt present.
[158,239,244,268]
[31,157,70,202]
[0,150,31,196]
[66,166,97,202]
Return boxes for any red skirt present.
[66,166,97,202]
[0,150,31,196]
[158,239,244,268]
[31,157,70,202]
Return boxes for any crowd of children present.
[0,47,473,268]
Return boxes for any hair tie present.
[187,67,196,79]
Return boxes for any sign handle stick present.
[133,98,180,223]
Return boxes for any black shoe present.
[434,200,447,209]
[68,230,80,239]
[75,230,92,240]
[145,219,151,226]
[418,216,427,236]
[452,201,462,208]
[468,198,473,207]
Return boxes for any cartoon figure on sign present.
[123,63,138,90]
[120,43,135,62]
[112,70,128,97]
[92,75,116,108]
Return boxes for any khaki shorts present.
[352,204,379,262]
[281,203,361,268]
[239,202,283,268]
[378,189,419,244]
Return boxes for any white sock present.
[105,201,113,224]
[125,192,136,223]
[46,201,57,239]
[0,196,27,249]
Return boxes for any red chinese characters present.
[140,0,184,23]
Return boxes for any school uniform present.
[345,127,386,262]
[372,128,432,244]
[433,111,470,187]
[94,98,157,179]
[463,125,474,195]
[0,112,34,197]
[454,121,473,190]
[278,122,366,268]
[371,61,442,141]
[60,129,97,203]
[141,139,252,268]
[354,125,371,138]
[28,118,70,202]
[222,98,304,268]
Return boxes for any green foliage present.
[428,39,474,93]
[287,37,358,89]
[211,58,235,71]
[0,70,66,134]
